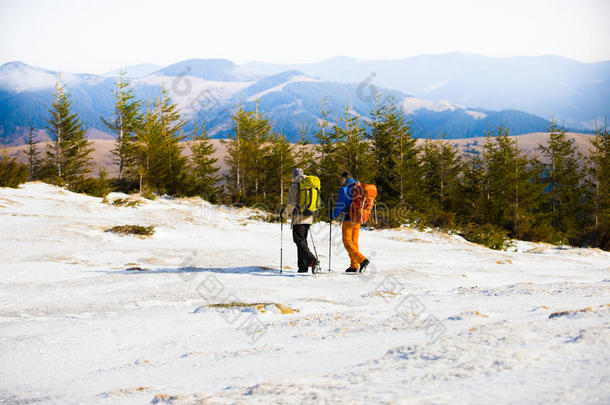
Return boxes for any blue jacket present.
[332,178,357,221]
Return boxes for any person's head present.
[340,171,352,185]
[292,167,304,181]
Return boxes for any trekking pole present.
[309,227,318,259]
[328,197,333,273]
[328,219,332,272]
[280,207,284,274]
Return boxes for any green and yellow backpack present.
[298,175,321,216]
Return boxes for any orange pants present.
[342,221,366,268]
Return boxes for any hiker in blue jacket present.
[331,171,370,273]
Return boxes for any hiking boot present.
[359,259,370,273]
[345,267,358,274]
[310,259,321,274]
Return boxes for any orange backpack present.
[349,182,377,224]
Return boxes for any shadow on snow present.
[98,266,308,278]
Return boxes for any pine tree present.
[334,99,373,182]
[588,119,610,227]
[46,79,93,187]
[134,99,163,194]
[244,101,273,199]
[422,135,461,216]
[266,131,296,208]
[314,96,342,216]
[368,95,420,206]
[538,119,583,238]
[396,115,421,207]
[369,93,398,202]
[459,154,487,225]
[23,123,40,180]
[156,85,187,194]
[479,128,495,224]
[483,126,546,239]
[224,104,245,199]
[294,122,314,173]
[223,103,268,201]
[482,127,515,229]
[102,70,142,182]
[0,148,28,187]
[188,121,220,200]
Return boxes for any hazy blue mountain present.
[0,59,567,145]
[242,52,610,129]
[0,62,118,144]
[103,63,163,78]
[151,58,259,81]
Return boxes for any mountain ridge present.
[1,53,602,145]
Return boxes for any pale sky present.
[1,0,609,74]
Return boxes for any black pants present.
[292,224,317,271]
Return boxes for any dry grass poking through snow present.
[104,224,155,237]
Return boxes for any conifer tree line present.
[1,76,608,250]
[6,72,221,199]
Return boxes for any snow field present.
[0,183,608,404]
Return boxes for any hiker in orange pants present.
[342,220,366,269]
[331,171,370,273]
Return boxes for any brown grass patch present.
[208,302,297,314]
[549,307,592,319]
[363,290,402,298]
[105,225,155,237]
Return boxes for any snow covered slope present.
[135,74,253,119]
[0,183,609,404]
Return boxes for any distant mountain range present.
[240,52,610,129]
[1,52,606,146]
